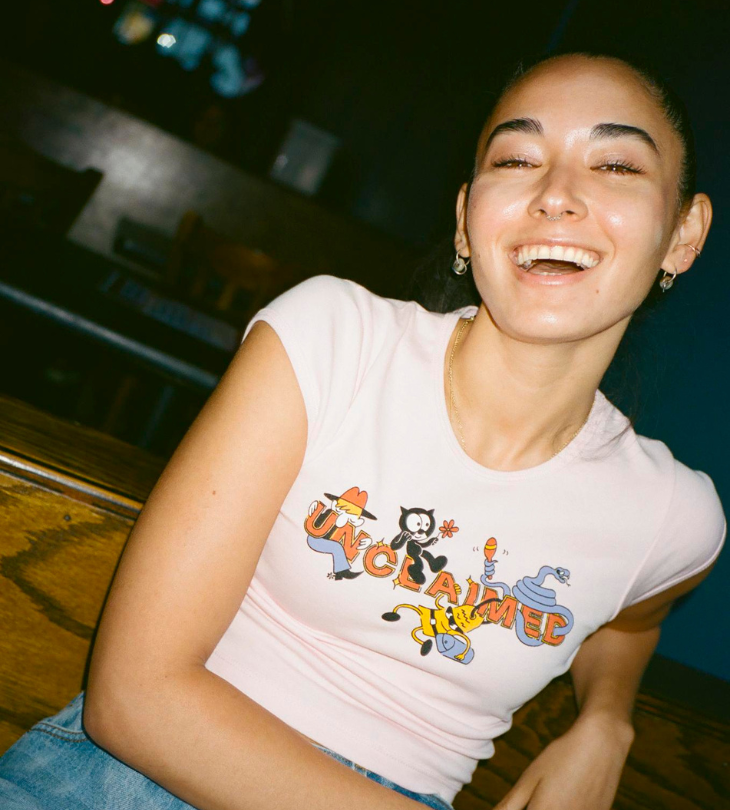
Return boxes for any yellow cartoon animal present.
[382,593,496,664]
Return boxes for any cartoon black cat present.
[390,507,448,585]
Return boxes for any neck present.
[446,307,627,471]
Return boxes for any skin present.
[83,56,717,810]
[447,55,716,810]
[451,55,712,473]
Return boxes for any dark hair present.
[404,51,698,427]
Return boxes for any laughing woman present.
[0,51,725,810]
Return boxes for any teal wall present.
[642,33,729,683]
[635,105,730,680]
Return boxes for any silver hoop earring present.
[452,253,470,275]
[659,267,677,292]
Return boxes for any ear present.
[454,183,471,258]
[400,506,407,516]
[661,192,712,277]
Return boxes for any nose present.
[527,163,588,222]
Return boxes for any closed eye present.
[491,158,646,175]
[595,161,645,175]
[492,157,534,169]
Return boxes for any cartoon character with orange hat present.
[305,486,377,580]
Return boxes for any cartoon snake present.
[512,566,574,647]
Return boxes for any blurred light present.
[100,0,116,6]
[157,33,177,48]
[156,18,212,71]
[210,48,264,98]
[229,10,251,38]
[197,0,227,23]
[179,25,212,71]
[210,43,246,98]
[114,2,157,45]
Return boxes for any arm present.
[84,321,421,810]
[571,561,718,732]
[494,565,716,810]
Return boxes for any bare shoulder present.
[153,318,307,509]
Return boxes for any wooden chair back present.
[0,395,162,751]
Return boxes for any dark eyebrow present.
[482,117,543,152]
[589,122,660,154]
[481,117,660,155]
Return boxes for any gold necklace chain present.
[448,316,590,460]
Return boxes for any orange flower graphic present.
[439,519,459,539]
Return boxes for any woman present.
[0,51,725,810]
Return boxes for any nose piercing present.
[545,213,563,221]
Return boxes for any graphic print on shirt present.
[382,591,498,665]
[304,486,376,580]
[482,560,575,648]
[390,507,448,585]
[302,486,575,663]
[382,540,575,663]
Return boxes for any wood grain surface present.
[0,466,135,750]
[0,393,164,505]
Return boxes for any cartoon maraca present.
[483,537,497,580]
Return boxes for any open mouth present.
[511,244,601,276]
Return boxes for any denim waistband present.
[310,742,453,810]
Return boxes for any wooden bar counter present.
[0,394,727,808]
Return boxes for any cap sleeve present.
[621,461,726,608]
[241,275,373,460]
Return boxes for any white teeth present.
[514,244,600,270]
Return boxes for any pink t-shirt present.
[205,275,726,802]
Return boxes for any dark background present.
[1,0,728,680]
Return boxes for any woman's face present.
[459,57,687,345]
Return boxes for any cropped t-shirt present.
[205,275,726,802]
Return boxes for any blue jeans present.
[0,693,453,809]
[306,534,351,574]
